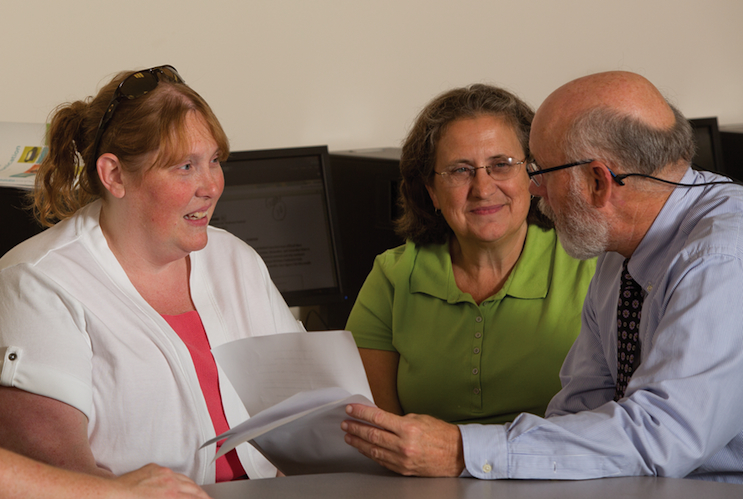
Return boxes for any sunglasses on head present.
[89,65,185,167]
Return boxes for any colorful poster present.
[0,122,48,190]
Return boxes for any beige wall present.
[3,0,742,152]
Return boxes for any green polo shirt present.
[347,224,596,424]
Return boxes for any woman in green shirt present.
[346,84,596,424]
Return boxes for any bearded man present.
[342,71,743,483]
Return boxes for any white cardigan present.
[0,200,303,483]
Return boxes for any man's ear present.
[586,162,615,208]
[96,153,126,199]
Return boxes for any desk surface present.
[202,472,740,499]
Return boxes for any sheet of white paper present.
[203,387,355,451]
[250,392,389,475]
[203,388,386,475]
[212,330,373,416]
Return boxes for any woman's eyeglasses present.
[434,157,526,187]
[89,65,184,167]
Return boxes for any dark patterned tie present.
[614,259,643,401]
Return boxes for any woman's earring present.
[434,208,441,215]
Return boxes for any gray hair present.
[395,83,551,245]
[564,104,695,176]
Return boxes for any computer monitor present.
[0,187,45,257]
[689,117,726,175]
[328,148,404,300]
[323,148,406,330]
[210,146,345,308]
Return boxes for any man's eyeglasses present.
[434,157,526,187]
[526,159,594,186]
[527,159,631,187]
[89,65,185,167]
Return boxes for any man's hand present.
[341,403,465,477]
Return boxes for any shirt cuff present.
[0,345,92,419]
[458,423,508,479]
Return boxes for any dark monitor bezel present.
[689,117,726,175]
[217,145,346,308]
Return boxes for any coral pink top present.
[162,311,247,482]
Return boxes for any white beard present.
[537,177,609,260]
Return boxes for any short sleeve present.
[0,264,93,417]
[346,252,397,352]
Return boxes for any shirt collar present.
[627,167,707,289]
[409,225,553,303]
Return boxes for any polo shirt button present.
[473,347,480,354]
[472,368,478,375]
[473,388,480,394]
[475,332,482,338]
[475,316,483,323]
[482,463,492,473]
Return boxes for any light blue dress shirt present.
[459,168,743,483]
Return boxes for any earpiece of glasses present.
[435,158,526,186]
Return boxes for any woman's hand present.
[0,448,211,499]
[112,463,212,499]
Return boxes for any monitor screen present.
[689,117,726,174]
[210,146,345,307]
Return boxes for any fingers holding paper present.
[341,403,465,477]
